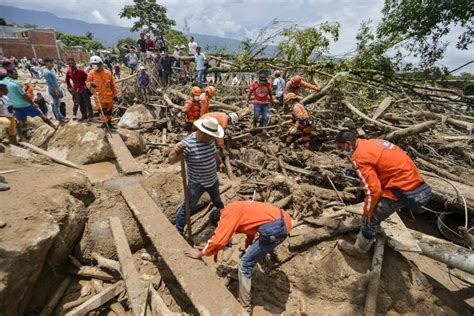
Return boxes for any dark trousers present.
[74,90,93,119]
[361,197,400,240]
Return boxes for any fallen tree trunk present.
[416,157,471,186]
[364,237,385,316]
[342,100,399,131]
[409,111,473,132]
[384,120,437,141]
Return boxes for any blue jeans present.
[240,236,285,279]
[253,103,269,124]
[197,70,205,85]
[50,94,65,122]
[175,180,224,233]
[361,197,400,240]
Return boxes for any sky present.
[4,0,473,72]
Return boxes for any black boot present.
[44,118,57,130]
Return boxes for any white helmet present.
[90,55,103,64]
[228,112,238,125]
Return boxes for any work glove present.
[7,106,14,114]
[90,81,97,88]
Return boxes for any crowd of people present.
[0,32,433,313]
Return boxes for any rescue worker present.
[246,73,274,130]
[168,116,225,234]
[201,111,238,149]
[184,201,292,312]
[284,92,315,146]
[86,56,117,129]
[199,85,217,116]
[335,130,431,256]
[284,75,319,97]
[182,86,202,134]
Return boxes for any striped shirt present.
[182,133,218,188]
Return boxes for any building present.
[0,26,60,59]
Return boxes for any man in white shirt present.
[231,74,240,86]
[188,36,198,55]
[272,70,285,107]
[194,46,206,86]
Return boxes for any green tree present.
[239,38,253,53]
[85,31,93,40]
[119,0,175,34]
[0,18,7,26]
[55,31,104,51]
[377,0,474,67]
[116,37,136,62]
[163,29,187,50]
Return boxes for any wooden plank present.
[371,97,392,120]
[109,217,145,316]
[363,237,385,316]
[121,184,245,315]
[106,133,142,175]
[65,281,125,316]
[19,142,83,170]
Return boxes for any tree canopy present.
[119,0,175,34]
[55,32,104,51]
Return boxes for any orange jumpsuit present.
[202,201,293,257]
[201,112,229,148]
[182,97,201,133]
[24,84,35,103]
[199,92,211,116]
[287,103,314,144]
[86,68,116,123]
[351,139,424,219]
[284,80,317,96]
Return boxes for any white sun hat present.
[194,117,224,138]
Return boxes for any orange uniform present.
[287,103,314,144]
[202,201,293,257]
[87,68,116,123]
[351,139,423,218]
[292,103,309,119]
[199,92,210,116]
[201,112,229,148]
[24,83,34,103]
[284,80,317,96]
[182,97,201,123]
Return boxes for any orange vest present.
[201,112,229,129]
[86,68,116,104]
[24,84,34,103]
[199,92,210,116]
[183,98,201,122]
[292,103,309,120]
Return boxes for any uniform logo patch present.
[377,140,394,149]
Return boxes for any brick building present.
[0,26,60,59]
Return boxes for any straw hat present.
[193,117,224,138]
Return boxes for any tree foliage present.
[0,18,7,26]
[119,0,175,34]
[377,0,474,67]
[163,29,187,50]
[277,22,340,64]
[55,31,104,51]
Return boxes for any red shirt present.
[251,81,271,104]
[65,67,88,93]
[202,201,292,257]
[145,39,155,51]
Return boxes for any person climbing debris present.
[168,116,225,234]
[284,92,315,147]
[184,201,292,313]
[284,75,319,97]
[335,130,432,256]
[34,92,49,116]
[201,111,238,149]
[247,73,274,131]
[182,86,202,134]
[0,83,18,145]
[87,56,117,130]
[199,85,217,116]
[66,58,93,121]
[272,70,285,107]
[137,65,150,103]
[44,57,67,124]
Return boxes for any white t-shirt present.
[231,76,240,86]
[188,41,198,55]
[273,77,285,97]
[0,95,13,117]
[126,53,138,65]
[194,53,206,71]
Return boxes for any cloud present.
[1,0,471,69]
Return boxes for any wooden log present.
[231,132,252,141]
[278,156,288,178]
[65,281,125,316]
[19,142,83,170]
[363,237,386,316]
[409,111,473,132]
[273,195,292,209]
[148,284,180,315]
[70,266,115,282]
[342,100,399,131]
[109,217,145,316]
[415,157,470,186]
[224,154,235,180]
[39,277,71,316]
[371,97,393,120]
[162,128,167,144]
[384,120,436,141]
[163,93,183,110]
[91,252,121,273]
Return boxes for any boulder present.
[0,154,95,316]
[118,104,157,129]
[45,121,114,164]
[117,128,146,156]
[29,124,56,147]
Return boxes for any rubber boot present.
[8,135,18,146]
[0,176,9,191]
[44,118,57,130]
[106,121,116,130]
[338,232,374,257]
[252,121,258,130]
[238,269,252,314]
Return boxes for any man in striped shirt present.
[169,116,226,233]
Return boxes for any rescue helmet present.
[191,86,202,96]
[292,75,302,85]
[228,112,238,125]
[90,55,103,64]
[284,92,298,103]
[206,86,217,97]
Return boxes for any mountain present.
[0,5,245,52]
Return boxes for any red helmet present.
[292,75,302,85]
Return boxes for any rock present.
[29,124,56,147]
[75,193,148,262]
[118,104,157,129]
[0,221,6,228]
[117,128,146,156]
[45,121,114,164]
[0,154,94,316]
